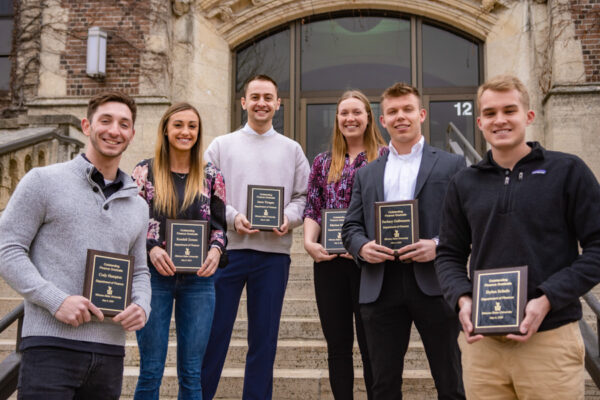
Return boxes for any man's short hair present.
[87,91,137,124]
[381,82,421,105]
[477,75,530,111]
[242,74,279,96]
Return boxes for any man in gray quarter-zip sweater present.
[0,92,151,400]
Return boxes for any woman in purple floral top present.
[131,103,226,399]
[303,90,386,399]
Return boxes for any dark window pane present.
[236,29,290,93]
[0,0,12,16]
[0,19,13,54]
[301,17,410,91]
[241,104,285,135]
[306,104,336,163]
[422,24,479,88]
[0,57,10,91]
[429,101,475,151]
[369,102,390,145]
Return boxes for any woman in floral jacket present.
[132,102,226,399]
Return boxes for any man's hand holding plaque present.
[374,200,419,260]
[471,265,528,336]
[247,185,284,231]
[83,250,134,318]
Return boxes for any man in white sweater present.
[202,75,310,399]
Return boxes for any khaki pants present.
[458,321,585,400]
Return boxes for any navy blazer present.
[342,143,465,304]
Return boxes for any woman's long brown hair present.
[153,102,205,218]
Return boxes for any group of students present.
[0,72,599,400]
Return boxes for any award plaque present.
[83,250,134,317]
[320,209,347,254]
[166,219,208,273]
[374,200,419,250]
[247,185,284,231]
[472,265,528,335]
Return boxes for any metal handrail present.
[446,122,483,164]
[580,292,600,389]
[0,301,24,400]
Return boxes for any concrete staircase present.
[1,228,600,398]
[114,228,438,399]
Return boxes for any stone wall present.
[4,0,600,178]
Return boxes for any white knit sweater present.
[204,125,310,255]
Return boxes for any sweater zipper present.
[502,169,511,213]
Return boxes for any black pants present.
[360,263,465,400]
[18,346,124,400]
[314,257,373,400]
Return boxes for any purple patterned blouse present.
[303,147,388,225]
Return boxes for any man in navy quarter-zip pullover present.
[435,75,600,400]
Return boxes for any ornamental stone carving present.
[197,0,502,48]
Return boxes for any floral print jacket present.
[303,147,388,225]
[132,159,227,257]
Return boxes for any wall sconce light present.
[86,27,107,78]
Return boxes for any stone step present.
[0,337,430,370]
[289,264,313,280]
[237,297,318,318]
[119,366,436,399]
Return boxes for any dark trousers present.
[201,249,290,400]
[360,263,464,400]
[17,346,124,400]
[314,257,373,400]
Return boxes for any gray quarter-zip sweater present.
[0,156,151,346]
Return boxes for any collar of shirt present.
[383,136,425,202]
[241,122,277,137]
[80,154,125,195]
[387,136,425,160]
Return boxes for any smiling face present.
[477,88,535,154]
[241,79,281,132]
[379,93,426,154]
[166,109,199,154]
[337,97,369,142]
[83,101,135,162]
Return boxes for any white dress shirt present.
[241,122,277,137]
[383,136,424,202]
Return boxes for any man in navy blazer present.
[342,82,465,399]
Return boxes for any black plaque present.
[320,209,347,254]
[83,250,134,317]
[166,219,208,273]
[247,185,284,231]
[374,200,419,250]
[472,265,528,335]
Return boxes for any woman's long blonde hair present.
[153,102,205,218]
[328,90,386,183]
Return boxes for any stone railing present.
[0,115,85,211]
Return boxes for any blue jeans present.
[18,346,124,400]
[134,268,215,400]
[202,250,290,400]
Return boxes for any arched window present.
[38,150,46,167]
[233,12,482,162]
[9,158,17,195]
[24,154,32,172]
